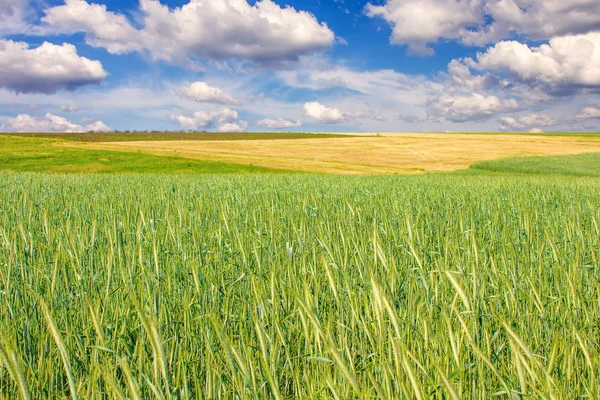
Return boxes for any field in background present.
[1,172,599,398]
[0,132,343,142]
[472,152,600,177]
[64,133,600,174]
[2,132,599,175]
[0,136,291,174]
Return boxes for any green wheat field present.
[0,134,599,398]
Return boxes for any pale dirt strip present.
[59,133,600,175]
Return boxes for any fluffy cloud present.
[43,0,335,65]
[577,107,600,119]
[257,118,302,129]
[470,32,600,90]
[498,113,557,131]
[447,59,501,91]
[464,0,600,46]
[178,82,240,105]
[364,0,482,55]
[219,122,248,133]
[430,93,518,122]
[365,0,600,54]
[42,0,144,54]
[171,108,246,131]
[0,113,112,132]
[303,102,347,124]
[0,40,107,94]
[84,120,113,132]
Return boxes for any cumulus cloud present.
[464,0,600,46]
[178,82,240,105]
[43,0,335,66]
[470,32,600,90]
[364,0,482,55]
[577,107,600,119]
[257,118,302,129]
[447,59,502,92]
[171,108,246,132]
[498,113,557,131]
[0,113,112,132]
[365,0,600,54]
[303,102,347,124]
[430,93,518,122]
[0,40,107,94]
[219,122,248,133]
[84,120,113,132]
[42,0,144,54]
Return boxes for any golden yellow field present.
[62,133,600,174]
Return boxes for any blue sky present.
[0,0,599,133]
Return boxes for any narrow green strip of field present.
[472,152,600,177]
[0,131,344,142]
[0,136,291,174]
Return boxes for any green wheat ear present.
[40,299,79,400]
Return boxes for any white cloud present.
[178,82,240,105]
[430,93,519,122]
[470,32,600,89]
[365,0,600,54]
[0,113,112,132]
[364,0,482,55]
[577,107,600,119]
[498,113,557,131]
[303,102,347,124]
[257,118,302,129]
[219,122,248,132]
[43,0,335,66]
[0,39,107,94]
[171,108,246,131]
[84,120,113,132]
[447,59,501,91]
[464,0,600,46]
[42,0,144,54]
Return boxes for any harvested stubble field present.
[62,133,600,174]
[0,171,599,398]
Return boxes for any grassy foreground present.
[0,172,599,398]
